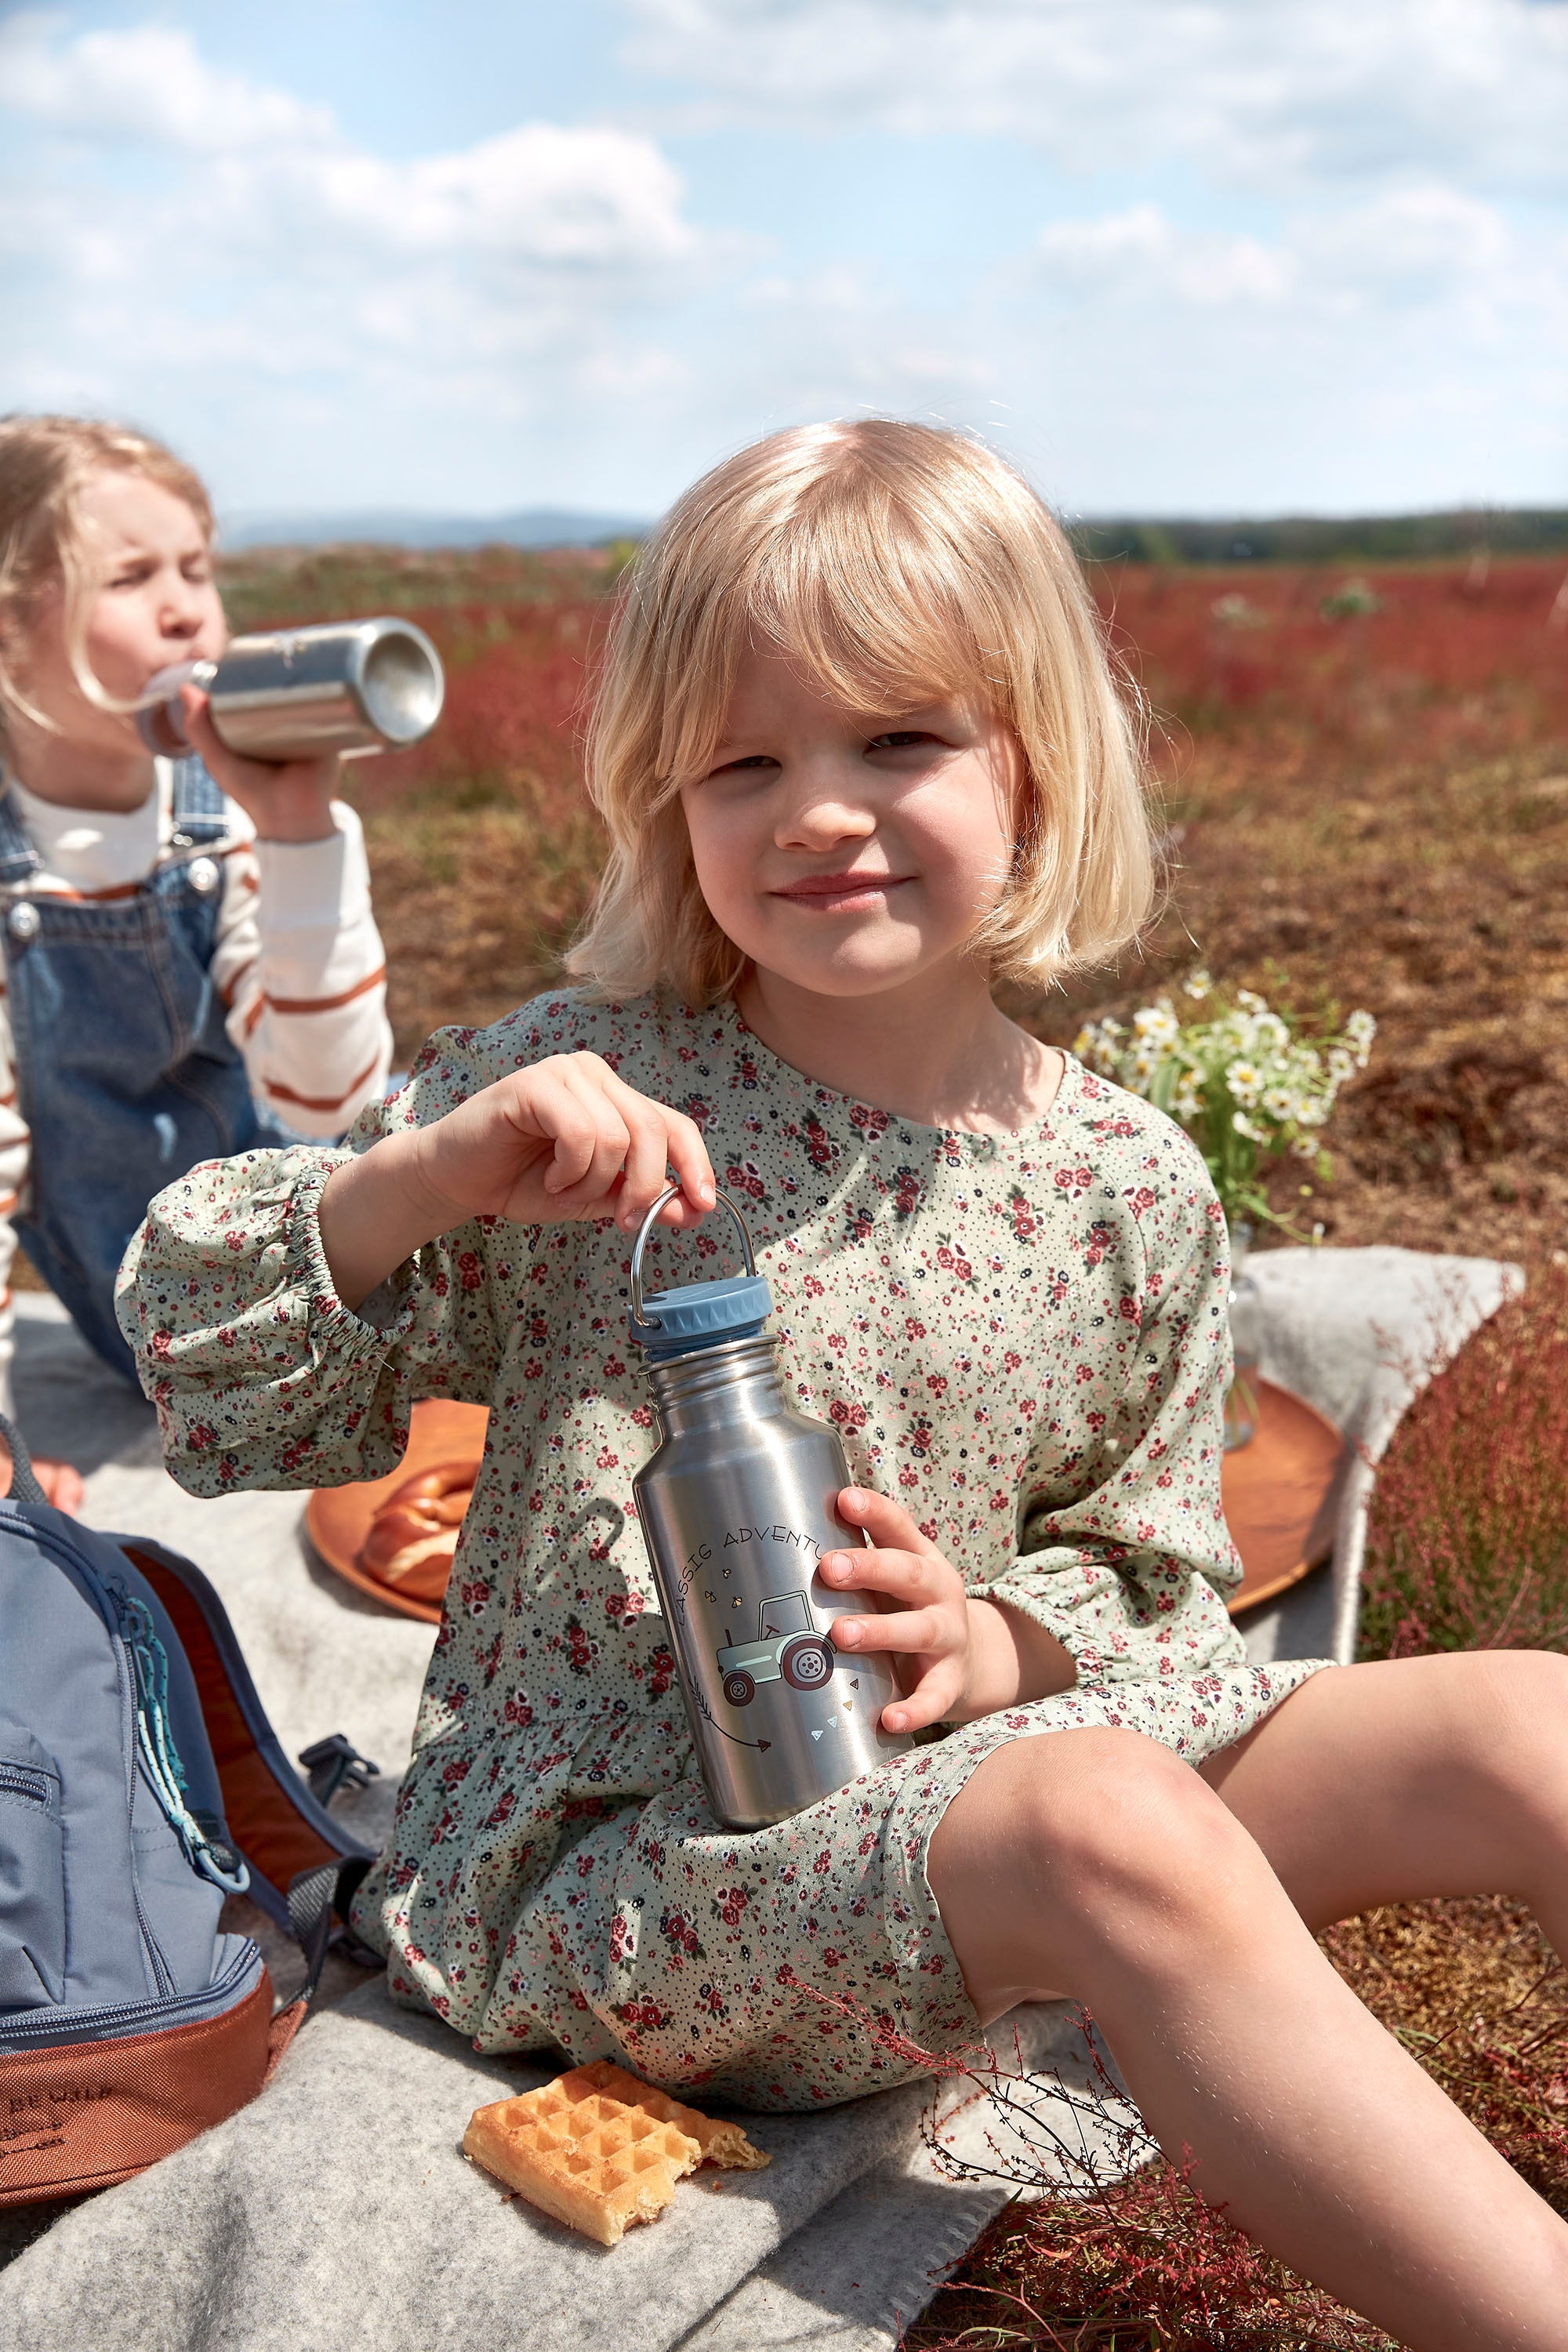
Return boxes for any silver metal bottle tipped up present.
[628,1184,913,1831]
[136,618,445,763]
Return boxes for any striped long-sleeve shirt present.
[0,760,391,1414]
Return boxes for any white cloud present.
[996,184,1566,513]
[0,13,333,151]
[622,0,1568,193]
[1,17,701,274]
[0,16,724,504]
[0,9,1562,516]
[1029,187,1526,317]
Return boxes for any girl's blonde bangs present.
[569,419,1154,1007]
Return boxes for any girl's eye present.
[708,753,776,779]
[867,730,938,752]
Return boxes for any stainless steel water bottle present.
[135,618,445,762]
[629,1184,912,1831]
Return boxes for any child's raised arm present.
[117,1027,714,1498]
[317,1052,715,1308]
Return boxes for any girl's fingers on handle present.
[522,1067,620,1200]
[596,1071,715,1229]
[541,1063,637,1203]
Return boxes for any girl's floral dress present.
[118,991,1331,2111]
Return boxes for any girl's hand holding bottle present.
[822,1487,1076,1733]
[179,688,341,845]
[319,1053,717,1312]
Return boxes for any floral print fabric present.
[119,989,1330,2109]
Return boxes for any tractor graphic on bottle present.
[717,1588,836,1708]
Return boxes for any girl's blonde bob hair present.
[569,419,1154,1007]
[0,413,215,737]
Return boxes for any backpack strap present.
[0,786,42,885]
[289,1855,373,2003]
[169,757,229,847]
[111,1539,377,1931]
[264,1855,374,2074]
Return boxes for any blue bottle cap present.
[632,1271,774,1360]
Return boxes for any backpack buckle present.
[297,1733,381,1809]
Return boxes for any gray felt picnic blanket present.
[0,1245,1520,2351]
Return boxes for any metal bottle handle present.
[629,1181,757,1327]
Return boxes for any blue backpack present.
[0,1421,376,2208]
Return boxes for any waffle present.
[572,2060,771,2172]
[463,2079,702,2245]
[463,2063,770,2244]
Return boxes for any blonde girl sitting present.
[122,423,1568,2349]
[0,415,391,1497]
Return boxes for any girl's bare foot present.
[33,1457,85,1513]
[0,1446,85,1512]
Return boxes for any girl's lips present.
[771,873,912,909]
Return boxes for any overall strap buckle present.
[169,757,228,848]
[0,786,43,885]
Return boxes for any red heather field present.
[225,542,1568,1272]
[219,543,1568,2348]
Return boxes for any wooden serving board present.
[1221,1377,1352,1615]
[306,1384,1346,1627]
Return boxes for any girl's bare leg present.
[1200,1651,1568,1951]
[927,1669,1568,2352]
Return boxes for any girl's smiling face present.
[680,647,1022,1007]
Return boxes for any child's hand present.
[180,688,341,844]
[821,1486,1077,1732]
[410,1055,716,1234]
[819,1489,975,1735]
[319,1053,717,1310]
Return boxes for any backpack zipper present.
[0,1935,263,2051]
[0,1762,52,1807]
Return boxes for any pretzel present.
[357,1461,476,1601]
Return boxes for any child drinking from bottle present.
[122,423,1568,2347]
[0,414,391,1486]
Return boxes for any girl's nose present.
[775,764,877,850]
[159,573,208,641]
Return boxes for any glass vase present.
[1224,1225,1263,1453]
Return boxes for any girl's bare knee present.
[985,1729,1260,1962]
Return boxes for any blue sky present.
[3,1,1566,524]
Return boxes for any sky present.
[2,0,1566,524]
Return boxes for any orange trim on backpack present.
[0,1970,277,2206]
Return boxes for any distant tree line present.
[1067,510,1568,565]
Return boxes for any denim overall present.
[0,760,292,1385]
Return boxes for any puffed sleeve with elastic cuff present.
[978,1145,1249,1688]
[114,1023,509,1500]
